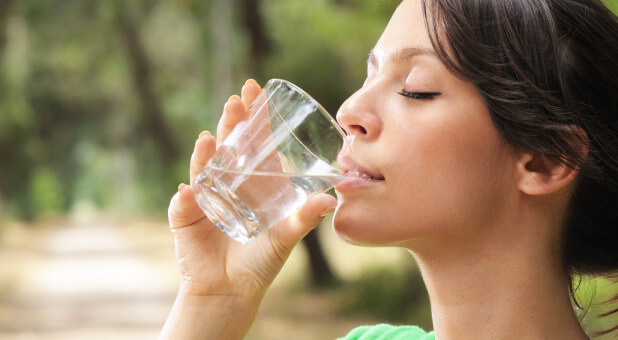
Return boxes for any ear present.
[516,152,579,196]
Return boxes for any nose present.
[336,85,382,140]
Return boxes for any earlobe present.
[516,152,579,196]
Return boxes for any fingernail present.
[178,183,187,192]
[228,94,241,102]
[318,205,337,218]
[246,79,257,85]
[199,130,211,138]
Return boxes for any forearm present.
[158,288,261,340]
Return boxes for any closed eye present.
[398,90,441,100]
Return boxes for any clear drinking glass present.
[192,79,353,244]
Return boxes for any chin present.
[331,207,385,246]
[332,204,437,248]
[332,207,363,244]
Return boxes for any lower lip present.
[334,176,383,192]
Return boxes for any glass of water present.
[192,79,353,244]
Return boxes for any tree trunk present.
[237,0,272,77]
[304,228,337,286]
[0,0,13,52]
[0,0,15,216]
[116,3,179,167]
[236,0,337,287]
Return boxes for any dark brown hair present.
[420,0,618,334]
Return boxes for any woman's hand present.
[159,79,338,340]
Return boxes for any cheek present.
[393,113,511,233]
[387,113,511,233]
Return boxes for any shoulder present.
[337,324,435,340]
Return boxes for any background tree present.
[0,0,392,285]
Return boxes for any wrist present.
[177,285,257,310]
[159,286,262,340]
[177,276,265,303]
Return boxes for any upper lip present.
[338,156,385,180]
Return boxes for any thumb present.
[168,183,207,230]
[270,193,338,249]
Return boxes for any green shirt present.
[338,324,435,340]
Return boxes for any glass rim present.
[265,78,348,139]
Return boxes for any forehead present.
[372,0,435,63]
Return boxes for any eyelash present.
[398,90,441,100]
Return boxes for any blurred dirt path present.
[0,213,179,340]
[0,211,390,340]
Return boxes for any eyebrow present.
[367,47,438,66]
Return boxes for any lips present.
[348,168,384,181]
[337,155,385,182]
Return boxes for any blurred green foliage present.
[2,0,614,220]
[338,264,432,330]
[0,0,392,220]
[602,0,618,14]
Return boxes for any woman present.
[160,0,618,338]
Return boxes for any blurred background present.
[0,0,616,339]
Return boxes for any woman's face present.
[333,0,517,247]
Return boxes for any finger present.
[190,131,217,183]
[268,193,338,250]
[241,79,262,109]
[168,183,207,230]
[216,95,249,147]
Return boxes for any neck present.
[408,221,588,339]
